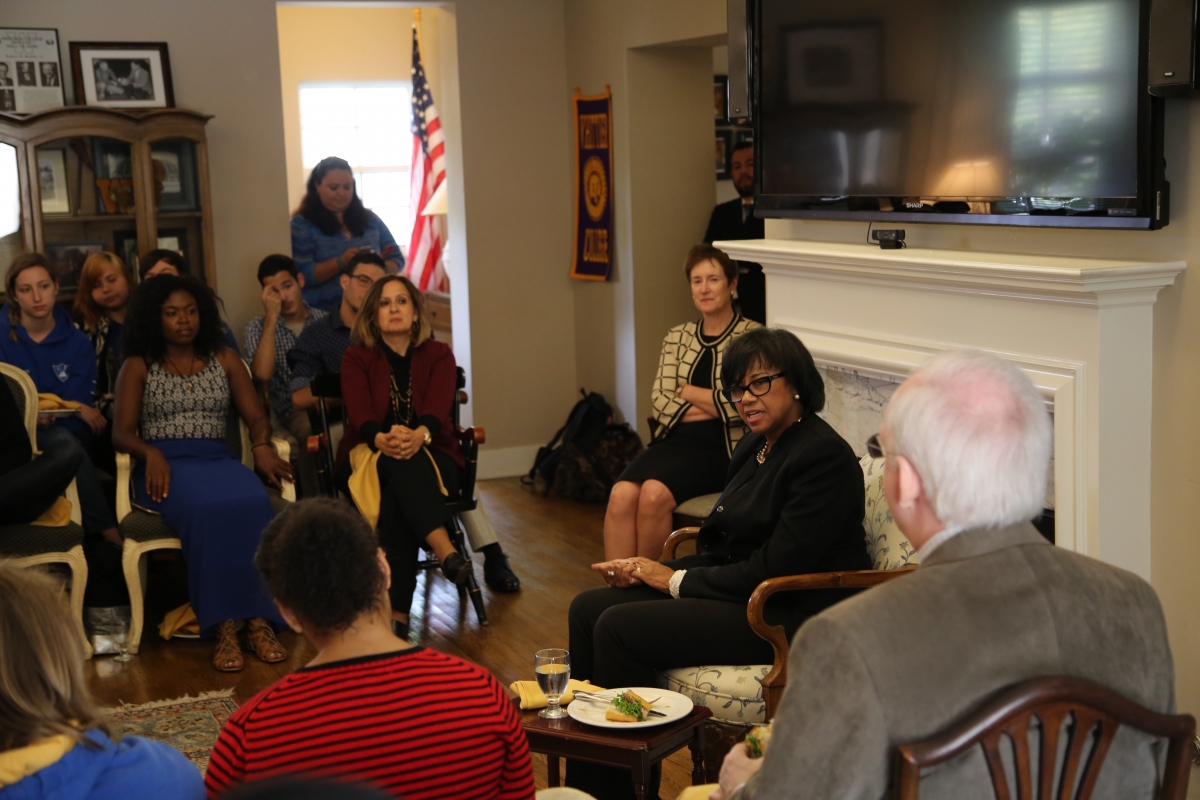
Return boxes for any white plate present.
[37,408,79,417]
[566,687,693,729]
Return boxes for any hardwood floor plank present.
[86,477,704,797]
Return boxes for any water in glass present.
[534,648,570,719]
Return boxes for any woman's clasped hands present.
[374,425,426,461]
[590,557,674,592]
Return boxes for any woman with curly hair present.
[0,562,203,798]
[291,156,403,312]
[112,275,294,672]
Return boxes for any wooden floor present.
[85,477,701,797]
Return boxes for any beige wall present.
[4,0,292,343]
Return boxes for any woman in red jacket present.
[340,275,470,636]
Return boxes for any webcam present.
[871,229,906,250]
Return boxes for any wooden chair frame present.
[662,527,916,719]
[893,676,1196,800]
[0,363,91,657]
[115,362,294,653]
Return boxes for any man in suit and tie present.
[0,64,12,87]
[704,142,764,324]
[714,349,1176,800]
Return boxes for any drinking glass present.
[535,648,570,719]
[112,629,133,662]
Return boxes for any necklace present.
[757,440,770,464]
[166,353,198,391]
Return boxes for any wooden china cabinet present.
[0,106,216,295]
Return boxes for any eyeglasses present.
[349,273,375,288]
[723,373,787,404]
[866,433,886,459]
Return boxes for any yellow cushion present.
[860,455,919,570]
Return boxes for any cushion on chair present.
[860,455,919,570]
[657,665,770,725]
[0,522,85,558]
[674,493,722,520]
[118,510,179,544]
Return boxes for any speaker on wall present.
[727,0,753,119]
[1149,0,1199,96]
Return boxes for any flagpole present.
[413,8,424,60]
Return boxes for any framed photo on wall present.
[714,75,729,122]
[70,42,174,108]
[0,28,66,113]
[716,129,733,179]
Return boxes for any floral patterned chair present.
[657,455,919,776]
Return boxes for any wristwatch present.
[420,426,432,446]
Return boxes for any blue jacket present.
[0,729,203,800]
[0,305,96,436]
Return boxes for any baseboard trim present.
[477,445,541,480]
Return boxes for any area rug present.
[103,689,239,775]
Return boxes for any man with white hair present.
[715,349,1175,800]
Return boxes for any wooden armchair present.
[662,527,916,720]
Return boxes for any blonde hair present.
[350,274,431,349]
[73,252,133,331]
[0,563,108,751]
[5,253,58,342]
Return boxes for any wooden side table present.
[518,700,713,800]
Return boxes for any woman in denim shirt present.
[291,157,404,312]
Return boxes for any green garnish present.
[611,693,646,721]
[745,732,764,758]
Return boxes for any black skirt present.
[617,419,728,504]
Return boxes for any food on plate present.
[605,690,651,723]
[745,722,773,758]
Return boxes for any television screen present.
[754,0,1164,227]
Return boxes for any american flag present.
[407,24,446,292]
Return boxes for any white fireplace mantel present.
[718,238,1185,580]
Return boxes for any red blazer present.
[338,338,464,472]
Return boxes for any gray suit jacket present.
[734,523,1175,800]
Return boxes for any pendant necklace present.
[167,353,198,391]
[757,440,770,464]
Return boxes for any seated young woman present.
[339,275,470,637]
[565,327,870,799]
[605,244,758,560]
[138,249,241,355]
[72,251,135,474]
[112,275,294,672]
[0,562,203,799]
[0,253,120,545]
[205,498,534,798]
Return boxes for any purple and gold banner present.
[570,88,614,281]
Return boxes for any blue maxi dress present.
[132,358,282,634]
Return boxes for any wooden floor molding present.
[85,477,701,797]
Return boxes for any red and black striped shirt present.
[205,647,535,799]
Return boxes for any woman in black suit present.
[568,327,870,692]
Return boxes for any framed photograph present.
[70,41,174,108]
[37,148,70,215]
[115,228,189,276]
[46,242,103,290]
[736,128,754,148]
[716,129,733,179]
[714,75,729,122]
[92,138,135,214]
[151,140,198,211]
[785,24,882,105]
[0,28,66,113]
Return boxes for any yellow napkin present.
[509,679,605,710]
[158,602,201,640]
[676,786,719,800]
[37,393,82,411]
[30,496,72,527]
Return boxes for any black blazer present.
[703,198,765,243]
[667,413,870,637]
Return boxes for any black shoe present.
[484,554,521,593]
[392,619,409,640]
[440,552,473,587]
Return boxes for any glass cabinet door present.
[35,136,139,298]
[0,142,24,269]
[149,138,205,284]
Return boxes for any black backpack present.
[525,390,613,496]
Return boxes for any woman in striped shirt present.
[205,498,534,800]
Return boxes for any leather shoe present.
[484,555,521,593]
[440,552,473,587]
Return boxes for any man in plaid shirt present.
[245,254,327,494]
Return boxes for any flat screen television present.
[752,0,1169,229]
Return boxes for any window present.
[299,83,413,248]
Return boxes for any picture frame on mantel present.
[0,28,67,113]
[70,41,174,108]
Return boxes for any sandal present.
[213,620,243,672]
[247,618,288,663]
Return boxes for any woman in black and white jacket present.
[604,244,758,560]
